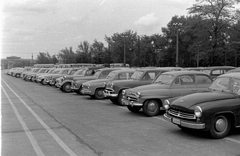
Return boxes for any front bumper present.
[81,89,91,95]
[122,98,143,106]
[103,90,118,98]
[163,113,205,130]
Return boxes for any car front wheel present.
[62,82,72,93]
[127,105,141,113]
[143,100,160,117]
[209,115,231,139]
[94,88,105,99]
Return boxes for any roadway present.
[1,72,240,156]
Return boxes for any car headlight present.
[194,106,202,118]
[136,92,141,98]
[122,90,126,95]
[63,76,66,80]
[103,82,106,87]
[163,100,170,110]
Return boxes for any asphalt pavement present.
[1,72,240,156]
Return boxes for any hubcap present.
[215,118,227,132]
[148,102,156,112]
[65,85,71,91]
[97,90,103,97]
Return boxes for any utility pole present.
[176,31,179,67]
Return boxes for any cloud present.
[134,13,159,27]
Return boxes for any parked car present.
[48,68,79,86]
[36,68,57,84]
[26,68,50,81]
[11,67,24,77]
[123,71,213,116]
[23,68,41,81]
[103,68,169,105]
[81,68,136,99]
[59,67,103,93]
[163,72,240,139]
[202,66,235,80]
[71,68,124,94]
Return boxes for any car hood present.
[130,83,169,93]
[171,91,236,109]
[73,75,97,81]
[84,79,109,85]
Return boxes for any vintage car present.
[81,68,136,99]
[103,68,170,105]
[26,68,50,81]
[71,68,124,94]
[202,66,235,80]
[48,68,80,86]
[23,68,41,81]
[36,68,57,84]
[123,71,213,116]
[163,72,240,139]
[58,67,103,93]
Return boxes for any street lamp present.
[173,22,182,67]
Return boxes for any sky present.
[1,0,197,59]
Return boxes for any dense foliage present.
[36,0,240,67]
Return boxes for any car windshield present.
[154,74,174,85]
[131,71,144,80]
[210,77,240,94]
[202,69,211,74]
[93,70,101,78]
[52,69,61,74]
[210,77,230,92]
[69,70,77,75]
[106,72,116,79]
[74,69,84,75]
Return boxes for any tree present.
[76,41,91,63]
[58,47,76,64]
[36,52,52,64]
[188,0,240,65]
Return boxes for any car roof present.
[218,72,240,79]
[111,68,136,73]
[162,70,209,76]
[202,66,235,70]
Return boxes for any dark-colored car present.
[163,72,240,139]
[103,68,170,105]
[202,66,235,80]
[81,68,136,99]
[123,71,213,116]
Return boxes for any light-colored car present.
[81,68,136,99]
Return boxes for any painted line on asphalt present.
[97,100,240,145]
[225,137,240,145]
[2,80,78,156]
[1,86,45,156]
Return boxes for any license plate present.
[172,118,180,125]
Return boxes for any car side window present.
[142,72,156,80]
[62,70,69,74]
[232,78,240,95]
[196,75,212,84]
[174,75,194,85]
[118,73,127,80]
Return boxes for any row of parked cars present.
[6,65,240,139]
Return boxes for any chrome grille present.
[168,109,196,120]
[126,96,137,101]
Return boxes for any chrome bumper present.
[103,90,118,97]
[163,113,205,129]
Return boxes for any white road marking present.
[1,86,45,156]
[2,80,78,156]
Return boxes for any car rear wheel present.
[143,100,160,117]
[209,115,231,139]
[94,88,105,99]
[127,105,141,113]
[62,82,72,93]
[41,80,47,85]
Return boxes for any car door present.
[195,74,212,92]
[170,74,197,97]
